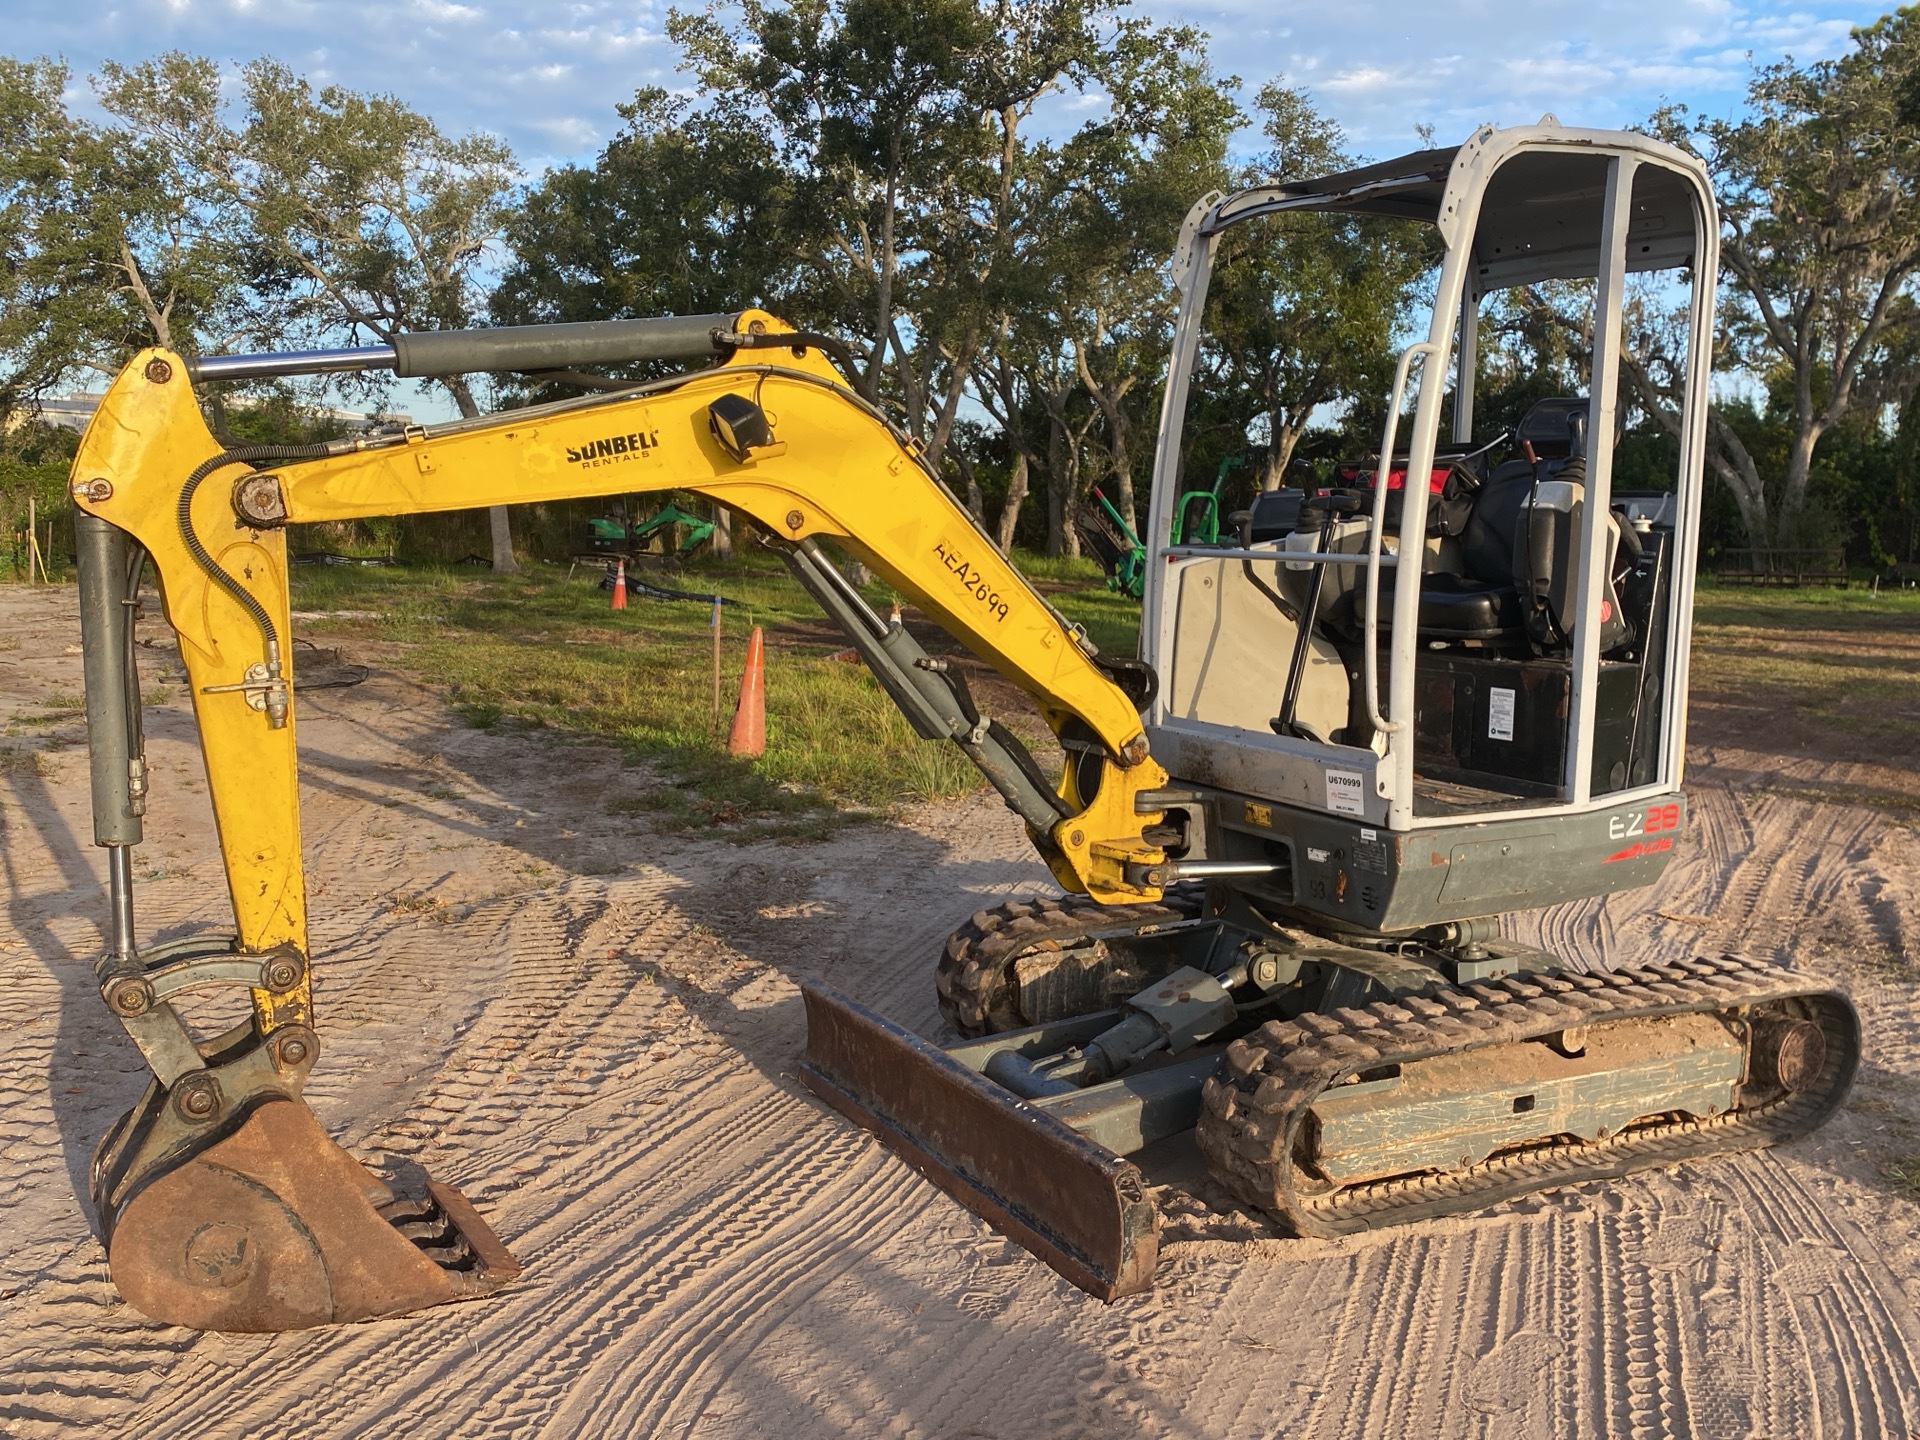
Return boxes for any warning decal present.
[1489,687,1516,742]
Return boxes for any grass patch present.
[1690,580,1920,753]
[1693,576,1920,632]
[1882,1153,1920,1202]
[385,892,453,924]
[0,745,49,776]
[290,550,1128,835]
[1762,785,1920,814]
[1010,549,1110,587]
[16,692,86,728]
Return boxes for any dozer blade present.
[100,1096,519,1332]
[798,981,1157,1301]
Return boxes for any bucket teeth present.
[101,1096,519,1331]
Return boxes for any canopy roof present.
[1203,128,1704,289]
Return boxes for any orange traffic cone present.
[728,625,766,757]
[611,558,628,610]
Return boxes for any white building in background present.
[20,394,412,434]
[32,395,106,432]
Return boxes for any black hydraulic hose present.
[716,328,873,402]
[177,444,338,665]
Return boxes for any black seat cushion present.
[1418,573,1522,639]
[1462,468,1536,585]
[1321,572,1523,642]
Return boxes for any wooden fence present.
[1712,547,1848,587]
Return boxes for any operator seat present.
[1420,403,1628,656]
[1408,463,1532,643]
[1290,400,1630,653]
[1414,399,1631,650]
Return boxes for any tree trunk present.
[995,451,1030,553]
[978,349,1035,555]
[710,504,734,561]
[924,332,978,473]
[1104,410,1136,534]
[1705,411,1771,549]
[1046,416,1070,557]
[1779,424,1823,532]
[1621,356,1771,548]
[1266,422,1306,489]
[953,448,986,523]
[1044,416,1084,558]
[442,376,519,573]
[487,506,519,574]
[1073,341,1138,533]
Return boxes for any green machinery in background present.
[585,501,716,559]
[1076,456,1247,599]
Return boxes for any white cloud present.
[535,24,659,53]
[530,114,599,148]
[1320,66,1395,94]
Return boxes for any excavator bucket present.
[798,981,1159,1301]
[95,1090,519,1332]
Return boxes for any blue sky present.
[7,0,1885,173]
[8,0,1882,416]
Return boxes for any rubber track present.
[1197,953,1860,1236]
[934,884,1204,1036]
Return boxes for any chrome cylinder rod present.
[186,347,398,383]
[107,845,137,961]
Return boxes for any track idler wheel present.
[97,1089,518,1331]
[1749,1010,1827,1094]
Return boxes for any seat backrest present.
[1516,397,1587,459]
[1510,461,1631,653]
[1461,462,1536,585]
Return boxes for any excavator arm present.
[65,311,1169,1331]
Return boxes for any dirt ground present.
[4,581,1920,1439]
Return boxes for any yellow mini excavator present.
[68,123,1857,1330]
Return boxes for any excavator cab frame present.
[1139,122,1721,932]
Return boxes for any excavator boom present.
[67,312,1170,1330]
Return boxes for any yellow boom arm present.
[70,314,1169,1041]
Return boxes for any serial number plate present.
[933,538,1011,622]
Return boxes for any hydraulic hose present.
[715,328,873,402]
[176,444,339,680]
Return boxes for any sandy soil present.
[4,580,1920,1439]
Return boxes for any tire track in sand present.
[101,873,927,1440]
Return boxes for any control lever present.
[1272,492,1361,740]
